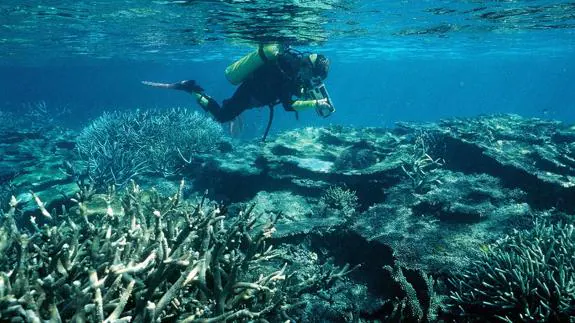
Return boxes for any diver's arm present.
[288,98,334,118]
[281,83,334,115]
[291,83,335,117]
[279,90,325,112]
[291,98,330,112]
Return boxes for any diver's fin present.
[141,80,204,93]
[262,105,275,142]
[141,80,177,89]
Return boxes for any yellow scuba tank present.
[224,44,281,85]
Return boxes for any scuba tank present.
[224,44,281,85]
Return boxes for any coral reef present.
[434,114,575,211]
[0,101,70,132]
[0,124,78,215]
[76,108,225,186]
[183,114,572,273]
[377,263,443,323]
[412,171,526,223]
[316,185,359,219]
[0,181,350,321]
[351,170,531,273]
[397,129,445,193]
[333,140,380,171]
[447,218,575,322]
[4,111,575,322]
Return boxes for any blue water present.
[1,1,574,138]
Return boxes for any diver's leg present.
[201,82,254,123]
[143,79,253,123]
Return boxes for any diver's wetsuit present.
[201,51,303,123]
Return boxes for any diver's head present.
[299,53,330,88]
[308,53,329,80]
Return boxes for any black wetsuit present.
[202,51,304,123]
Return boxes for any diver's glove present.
[315,98,335,118]
[291,98,335,117]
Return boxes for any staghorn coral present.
[378,263,442,323]
[316,185,359,219]
[399,130,444,193]
[447,220,575,322]
[76,108,224,187]
[0,180,349,322]
[1,101,70,132]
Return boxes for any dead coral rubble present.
[0,180,345,322]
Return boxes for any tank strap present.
[262,105,275,142]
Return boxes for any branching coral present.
[400,130,444,192]
[379,263,442,323]
[76,108,224,186]
[447,220,575,322]
[317,186,359,218]
[0,180,349,321]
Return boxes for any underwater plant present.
[447,220,575,322]
[75,108,224,187]
[0,180,351,322]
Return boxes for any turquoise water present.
[1,2,575,321]
[1,0,574,136]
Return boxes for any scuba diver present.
[142,44,335,140]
